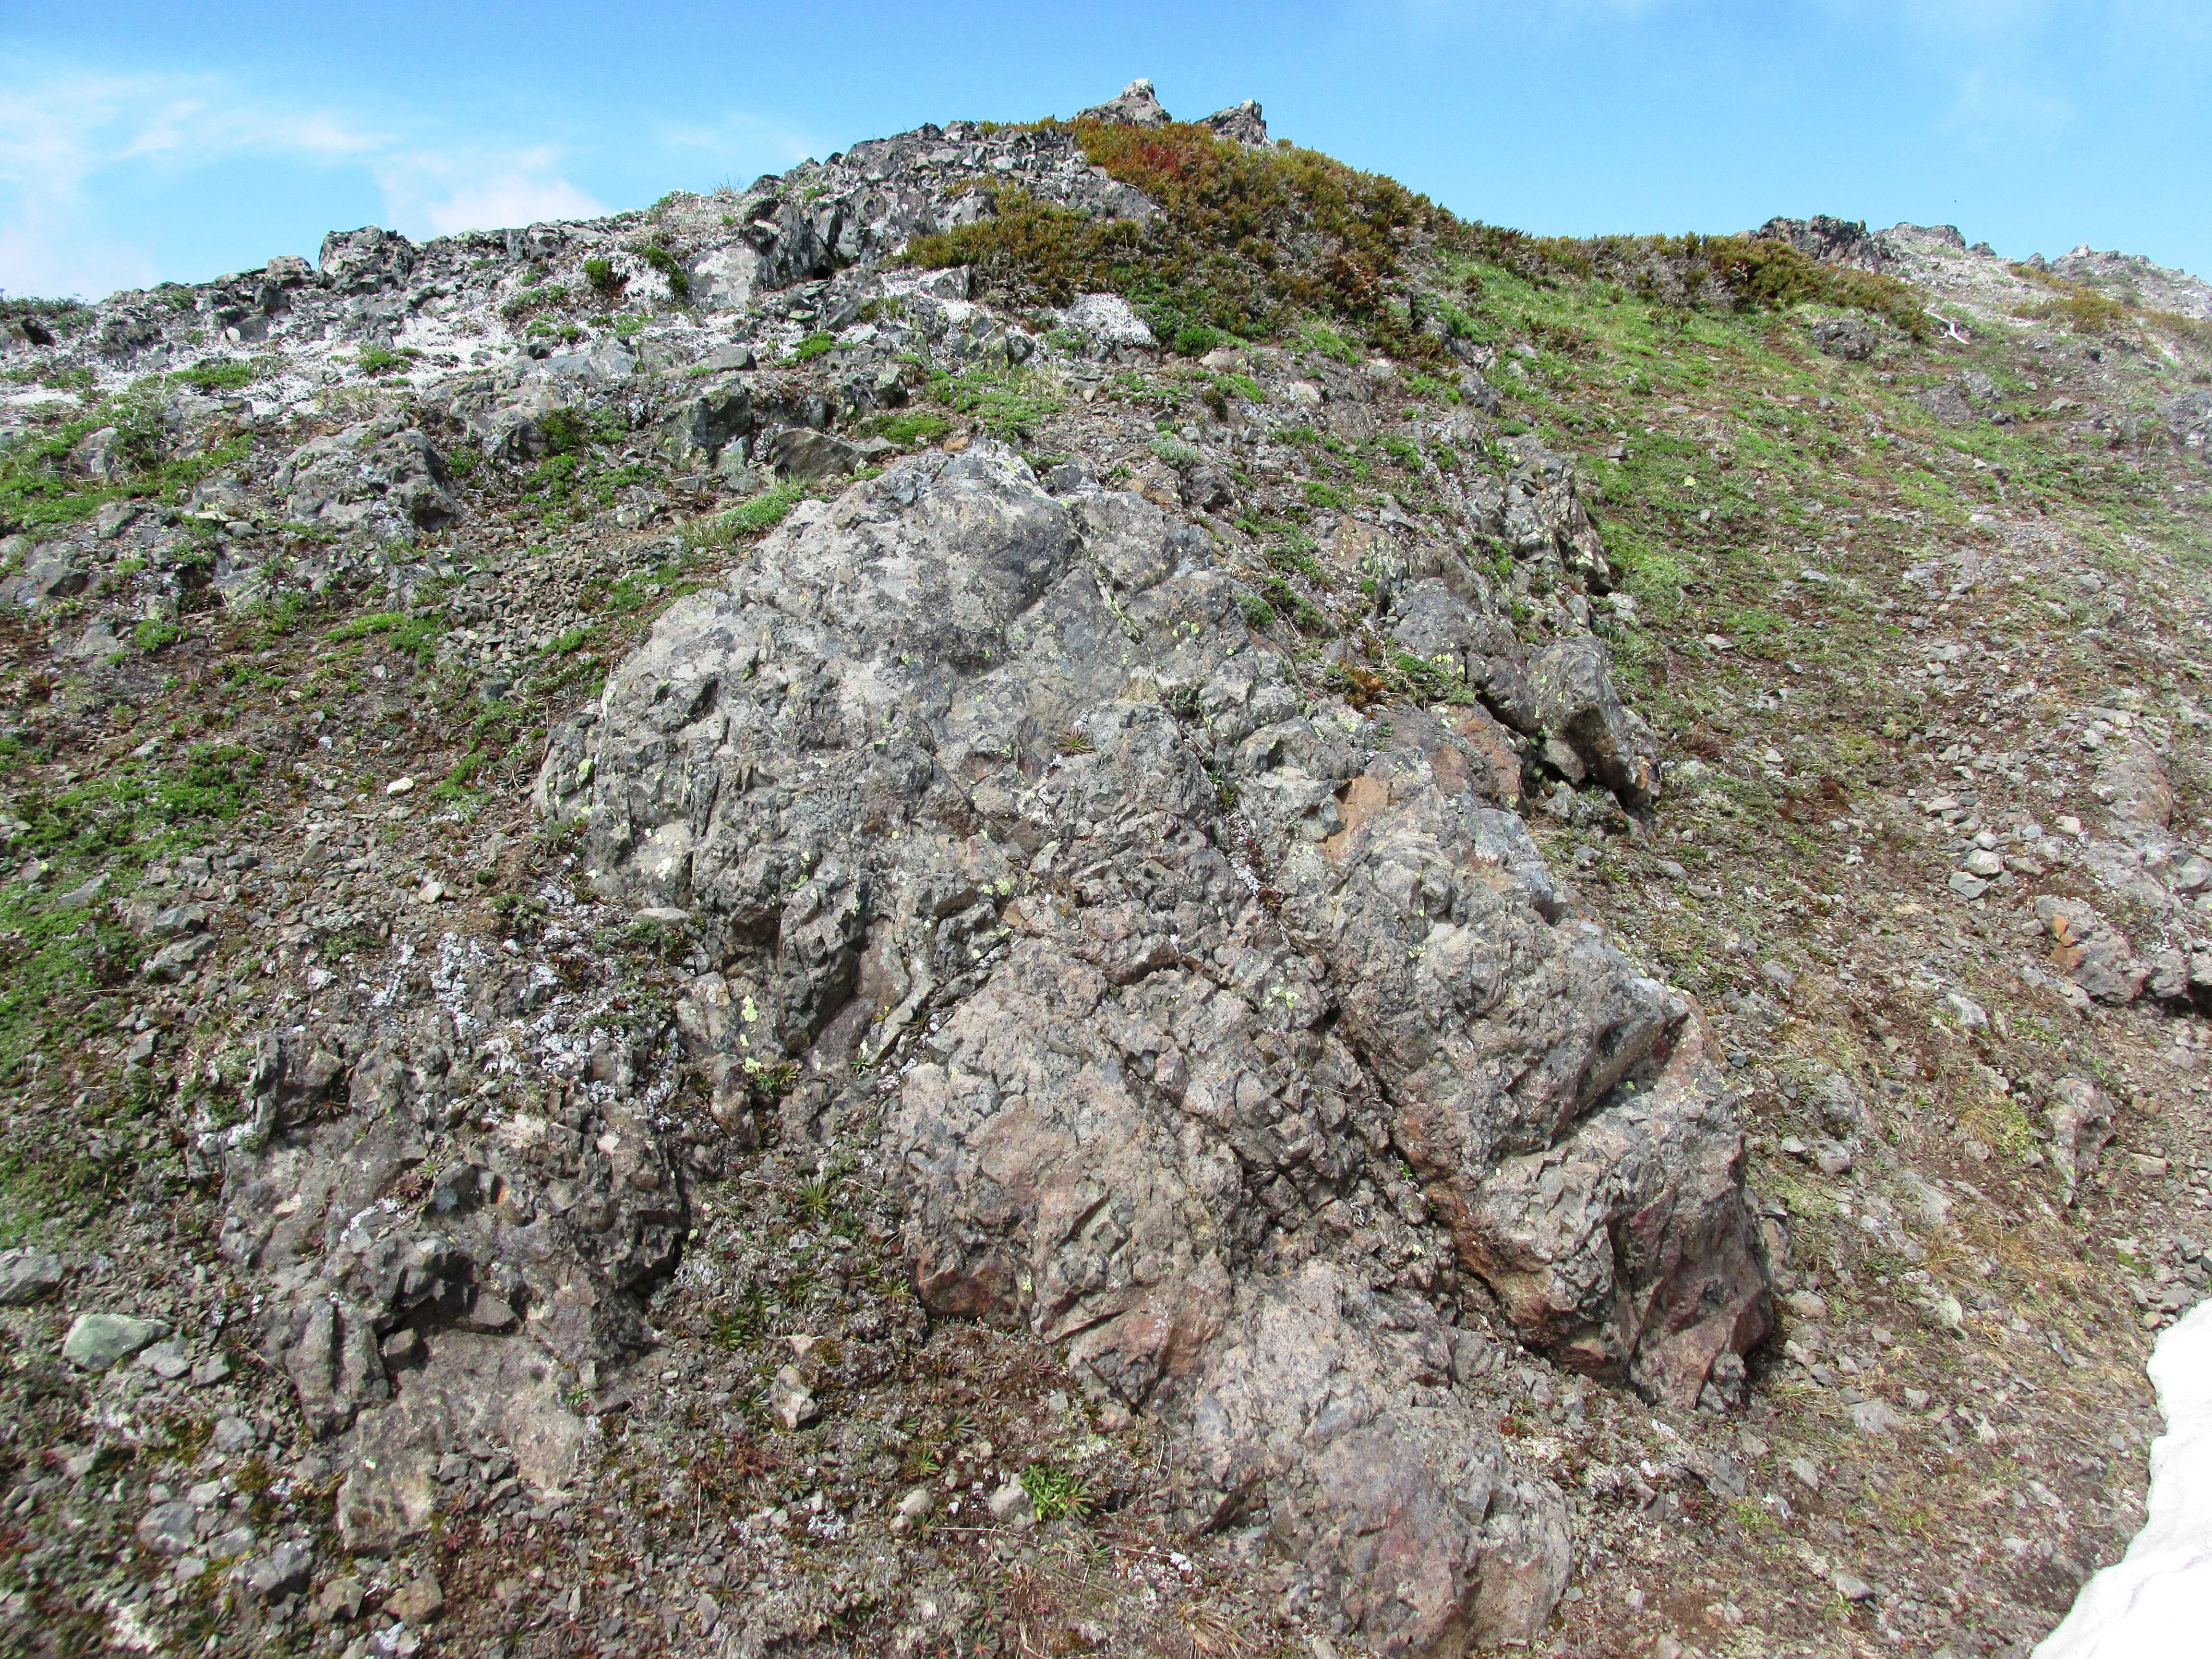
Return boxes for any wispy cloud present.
[1943,63,2076,145]
[0,63,613,297]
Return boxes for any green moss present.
[793,332,838,362]
[863,411,954,447]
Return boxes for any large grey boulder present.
[318,226,417,294]
[63,1313,168,1371]
[1524,635,1661,806]
[275,425,459,537]
[0,546,88,611]
[216,991,683,1549]
[0,1247,62,1305]
[549,442,1771,1647]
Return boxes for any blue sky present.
[4,1,2207,301]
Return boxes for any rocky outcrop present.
[1752,215,1897,274]
[545,440,1770,1646]
[1077,79,1174,128]
[1202,100,1271,146]
[275,423,461,538]
[317,226,418,295]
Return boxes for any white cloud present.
[0,64,392,297]
[0,61,651,296]
[375,146,607,237]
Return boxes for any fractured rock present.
[2047,1075,2116,1203]
[2035,894,2148,1005]
[549,441,1770,1644]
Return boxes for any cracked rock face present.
[546,440,1772,1649]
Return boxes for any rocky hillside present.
[1,77,2210,1659]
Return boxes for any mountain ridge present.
[0,77,2207,1659]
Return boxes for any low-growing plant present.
[683,481,808,548]
[1018,1462,1094,1522]
[175,359,263,393]
[357,345,415,376]
[930,361,1065,442]
[582,257,626,299]
[635,241,691,300]
[325,610,445,663]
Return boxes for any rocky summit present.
[1,78,2210,1659]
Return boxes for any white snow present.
[2034,1297,2212,1659]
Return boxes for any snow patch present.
[2034,1298,2212,1659]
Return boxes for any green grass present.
[325,611,445,663]
[931,362,1066,442]
[357,346,417,376]
[1262,577,1334,637]
[683,482,808,549]
[499,284,573,323]
[0,397,250,536]
[538,406,625,456]
[175,359,264,393]
[0,744,269,1089]
[793,332,838,362]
